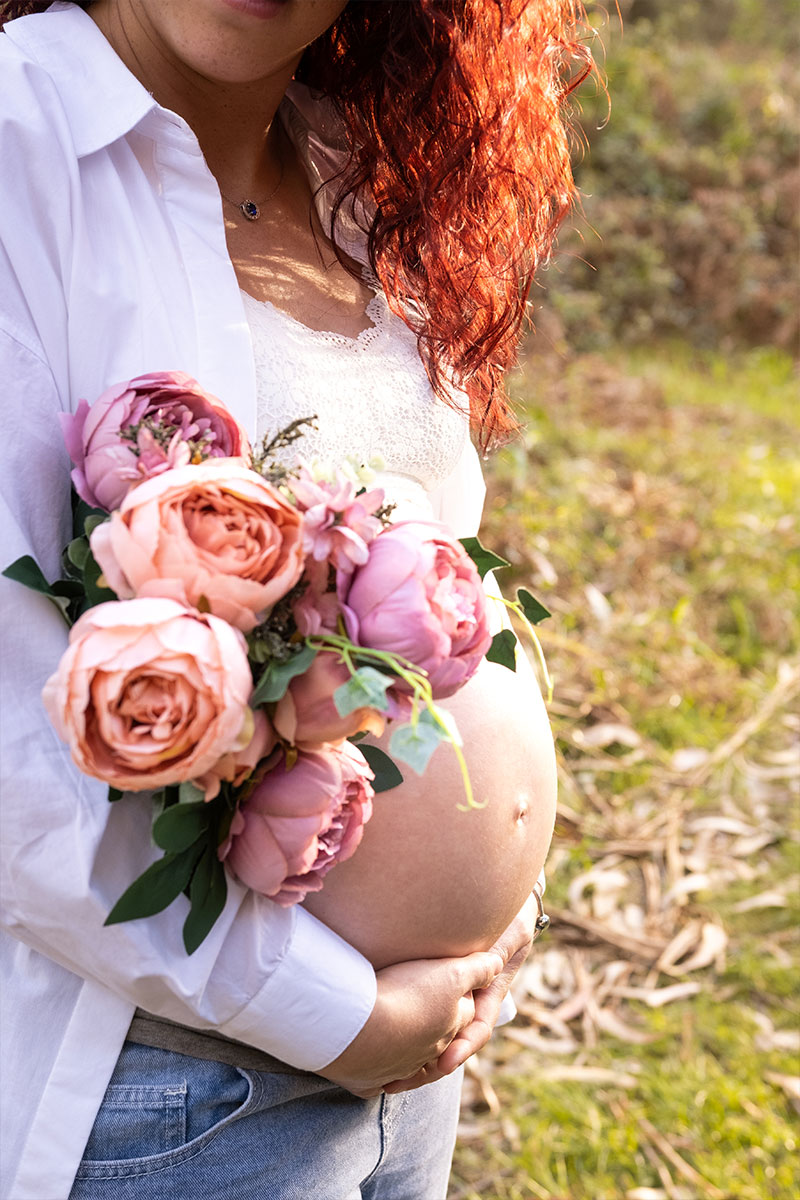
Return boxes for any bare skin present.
[89,0,551,1094]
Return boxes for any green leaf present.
[108,786,124,803]
[356,743,404,793]
[333,667,393,718]
[250,643,318,706]
[517,587,551,626]
[178,780,207,806]
[389,712,448,775]
[459,536,510,580]
[486,628,518,671]
[152,802,210,853]
[3,555,56,595]
[183,846,228,955]
[66,537,90,571]
[83,548,116,607]
[72,494,108,539]
[83,513,107,538]
[104,844,203,925]
[2,555,74,623]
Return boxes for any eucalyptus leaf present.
[152,802,210,853]
[83,513,107,538]
[251,643,318,706]
[66,537,90,571]
[486,628,518,671]
[459,536,510,580]
[183,846,228,955]
[389,715,448,775]
[356,743,404,793]
[104,844,203,925]
[333,666,393,718]
[517,587,551,626]
[179,780,207,806]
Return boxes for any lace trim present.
[244,289,468,497]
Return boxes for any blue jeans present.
[68,1042,463,1200]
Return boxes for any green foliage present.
[540,0,799,353]
[451,342,798,1198]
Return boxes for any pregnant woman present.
[0,2,590,1197]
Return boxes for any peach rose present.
[90,460,305,632]
[42,597,253,791]
[273,650,405,747]
[193,709,277,801]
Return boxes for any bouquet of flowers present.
[4,372,549,952]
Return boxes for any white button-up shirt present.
[0,6,425,1196]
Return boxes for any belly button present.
[514,799,530,825]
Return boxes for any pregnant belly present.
[302,656,557,969]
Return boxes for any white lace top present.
[245,286,471,520]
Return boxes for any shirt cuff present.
[217,907,377,1072]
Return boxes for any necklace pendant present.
[239,200,260,221]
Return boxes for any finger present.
[383,1061,449,1094]
[453,949,505,994]
[435,1014,494,1074]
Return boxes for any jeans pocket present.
[79,1083,188,1163]
[74,1045,258,1180]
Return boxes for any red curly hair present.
[2,0,593,448]
[303,0,593,448]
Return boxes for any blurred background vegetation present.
[450,2,799,1197]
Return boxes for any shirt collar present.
[4,2,158,158]
[4,2,372,266]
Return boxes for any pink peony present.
[61,371,250,512]
[273,650,393,747]
[90,459,305,632]
[193,709,277,801]
[222,741,374,905]
[340,521,493,699]
[291,467,384,573]
[42,597,253,791]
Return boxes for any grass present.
[448,342,799,1200]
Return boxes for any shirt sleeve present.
[0,327,376,1073]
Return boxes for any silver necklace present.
[219,156,285,222]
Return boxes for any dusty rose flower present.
[222,742,374,905]
[193,709,277,801]
[273,651,391,747]
[42,598,253,791]
[90,459,305,632]
[292,585,340,637]
[61,371,250,512]
[340,521,492,699]
[291,467,384,573]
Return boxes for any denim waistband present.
[127,1009,316,1076]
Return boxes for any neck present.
[88,1,297,196]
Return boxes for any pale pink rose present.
[61,371,250,512]
[90,459,305,632]
[273,651,392,747]
[291,467,384,573]
[193,709,277,801]
[340,521,492,699]
[42,598,253,791]
[222,742,374,905]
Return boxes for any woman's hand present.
[380,894,538,1094]
[318,949,504,1098]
